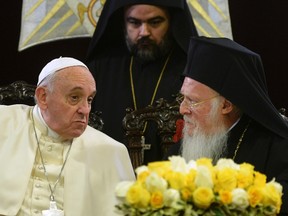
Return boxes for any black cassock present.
[85,0,198,163]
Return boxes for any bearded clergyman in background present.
[85,0,198,164]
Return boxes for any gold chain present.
[129,52,172,133]
[233,121,250,160]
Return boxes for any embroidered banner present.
[18,0,232,51]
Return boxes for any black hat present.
[183,36,288,139]
[86,0,198,61]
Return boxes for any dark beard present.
[126,34,173,62]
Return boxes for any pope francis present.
[0,57,135,216]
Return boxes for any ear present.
[221,99,234,114]
[35,87,48,109]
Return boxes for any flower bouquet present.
[115,156,282,216]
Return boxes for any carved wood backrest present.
[123,94,183,169]
[0,81,36,105]
[0,81,104,131]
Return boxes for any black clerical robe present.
[85,0,198,164]
[87,45,186,163]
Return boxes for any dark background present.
[1,1,287,109]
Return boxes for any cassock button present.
[47,145,53,151]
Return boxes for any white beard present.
[181,100,229,164]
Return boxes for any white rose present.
[216,158,239,170]
[187,159,197,171]
[163,188,181,208]
[115,181,134,197]
[145,172,168,193]
[195,165,213,188]
[231,188,249,210]
[267,178,283,195]
[169,156,188,173]
[135,165,148,176]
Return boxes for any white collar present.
[227,117,241,133]
[33,105,62,140]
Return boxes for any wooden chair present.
[0,81,104,131]
[123,94,183,169]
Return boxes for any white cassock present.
[0,104,135,216]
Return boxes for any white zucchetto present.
[37,57,88,86]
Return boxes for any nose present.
[179,101,191,116]
[139,23,150,37]
[78,101,91,115]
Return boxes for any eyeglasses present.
[179,94,220,111]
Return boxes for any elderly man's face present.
[179,77,230,162]
[124,4,172,61]
[179,77,224,136]
[38,66,96,140]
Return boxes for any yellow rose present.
[192,187,214,209]
[186,169,196,191]
[253,171,267,188]
[219,190,232,205]
[196,157,213,168]
[126,183,150,208]
[135,165,150,183]
[148,161,171,176]
[150,191,164,209]
[165,171,186,190]
[247,186,263,207]
[115,157,284,216]
[181,187,192,201]
[237,163,254,188]
[137,171,150,183]
[262,183,282,213]
[215,168,237,192]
